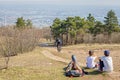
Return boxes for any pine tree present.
[104,10,119,35]
[16,17,26,29]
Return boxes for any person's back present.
[87,56,96,68]
[100,50,113,72]
[56,38,62,47]
[101,55,113,72]
[86,50,97,68]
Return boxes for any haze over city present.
[0,0,120,27]
[0,0,120,6]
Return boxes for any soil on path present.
[41,46,120,80]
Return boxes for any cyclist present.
[55,38,62,52]
[56,38,62,47]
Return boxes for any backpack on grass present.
[66,70,81,77]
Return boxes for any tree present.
[51,16,93,44]
[26,19,33,28]
[16,17,33,29]
[87,13,95,23]
[0,28,17,69]
[65,17,76,44]
[50,11,120,44]
[74,16,86,43]
[92,21,104,36]
[87,13,96,27]
[87,13,96,34]
[16,17,26,29]
[50,18,61,38]
[104,10,119,35]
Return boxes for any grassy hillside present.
[0,47,66,80]
[0,44,119,80]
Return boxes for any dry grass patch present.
[0,45,120,80]
[44,44,120,72]
[0,47,68,80]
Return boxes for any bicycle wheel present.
[57,45,61,52]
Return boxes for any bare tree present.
[0,28,14,69]
[0,27,40,69]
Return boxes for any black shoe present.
[84,71,89,75]
[82,69,89,75]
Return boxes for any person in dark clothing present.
[55,38,62,52]
[56,38,62,47]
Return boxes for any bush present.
[83,33,94,43]
[95,34,106,43]
[0,27,39,69]
[110,33,120,43]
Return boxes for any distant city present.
[0,5,120,27]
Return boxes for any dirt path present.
[40,43,120,79]
[42,50,70,63]
[41,48,120,79]
[42,50,87,66]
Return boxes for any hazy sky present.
[0,0,120,6]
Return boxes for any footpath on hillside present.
[42,50,69,63]
[42,49,120,79]
[41,49,85,66]
[40,43,120,79]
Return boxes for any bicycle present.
[57,43,62,52]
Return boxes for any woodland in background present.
[50,10,120,45]
[0,10,120,69]
[0,17,49,69]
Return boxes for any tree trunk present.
[5,56,10,69]
[66,32,68,45]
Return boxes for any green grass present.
[0,66,109,80]
[0,47,68,80]
[0,46,118,80]
[0,66,66,80]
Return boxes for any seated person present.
[65,55,87,77]
[86,50,97,68]
[99,50,113,72]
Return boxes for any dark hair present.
[89,50,94,56]
[104,50,110,56]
